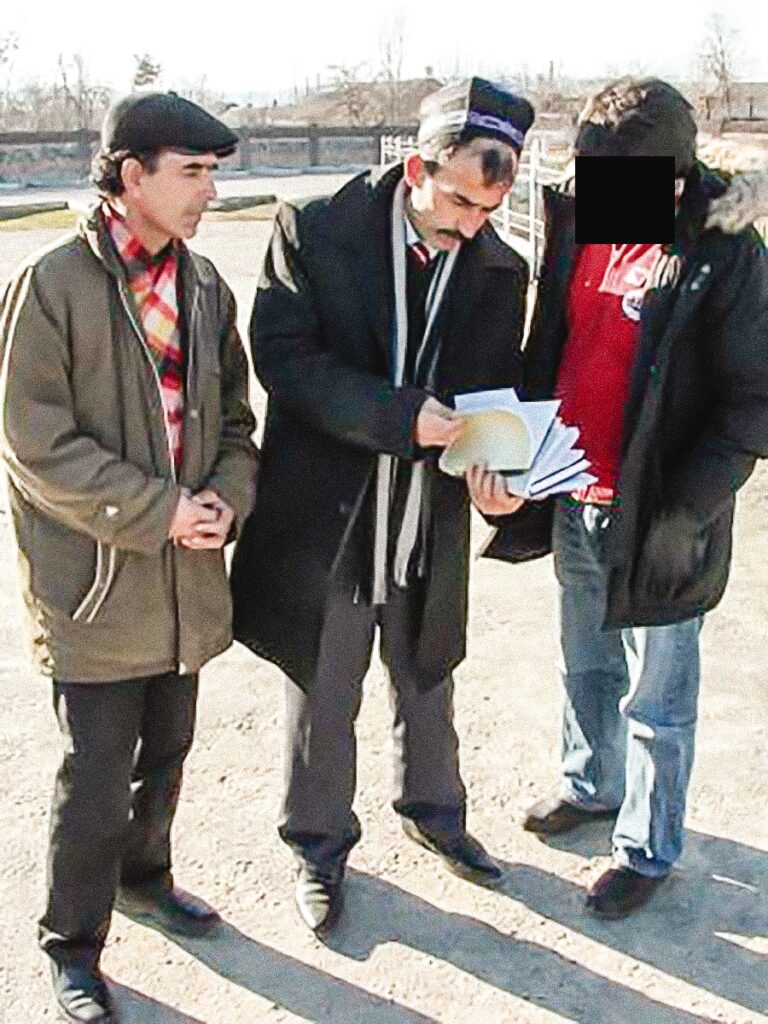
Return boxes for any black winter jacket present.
[489,164,768,627]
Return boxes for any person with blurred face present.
[0,92,258,1021]
[231,77,533,935]
[495,77,768,918]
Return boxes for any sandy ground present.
[0,203,765,1024]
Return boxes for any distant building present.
[224,78,444,129]
[699,81,768,121]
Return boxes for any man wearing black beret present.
[0,93,257,1021]
[231,77,532,935]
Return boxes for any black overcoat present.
[231,164,529,690]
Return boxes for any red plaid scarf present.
[102,203,184,470]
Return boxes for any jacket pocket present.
[635,502,733,612]
[30,512,117,623]
[672,505,733,610]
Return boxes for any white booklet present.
[439,387,597,499]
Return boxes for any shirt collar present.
[403,197,439,261]
[102,202,177,282]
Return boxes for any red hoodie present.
[556,243,662,502]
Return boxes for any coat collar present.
[78,203,218,381]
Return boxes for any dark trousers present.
[279,587,466,864]
[38,672,198,967]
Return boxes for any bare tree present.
[169,75,230,115]
[377,15,406,124]
[437,52,468,87]
[0,31,19,122]
[133,54,162,90]
[56,53,111,130]
[0,31,18,73]
[697,13,740,120]
[327,63,371,126]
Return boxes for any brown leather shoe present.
[115,879,221,937]
[586,866,667,918]
[523,795,619,835]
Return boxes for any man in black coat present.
[231,78,533,933]
[496,78,768,917]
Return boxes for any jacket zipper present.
[176,285,201,675]
[117,282,178,485]
[118,281,184,668]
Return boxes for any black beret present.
[418,77,535,153]
[101,91,239,158]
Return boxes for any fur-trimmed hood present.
[704,168,768,235]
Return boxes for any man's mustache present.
[436,229,464,240]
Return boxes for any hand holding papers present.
[415,396,465,449]
[439,388,597,499]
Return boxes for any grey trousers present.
[279,586,467,863]
[38,673,198,967]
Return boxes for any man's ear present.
[120,156,145,196]
[404,152,427,189]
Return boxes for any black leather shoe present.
[295,858,345,936]
[586,866,667,918]
[402,818,503,886]
[523,795,619,835]
[50,960,116,1023]
[115,878,221,937]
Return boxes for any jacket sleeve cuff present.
[388,387,430,460]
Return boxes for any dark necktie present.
[409,239,433,269]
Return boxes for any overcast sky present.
[4,0,768,101]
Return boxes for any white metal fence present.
[380,134,564,270]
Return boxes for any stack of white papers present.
[439,388,597,499]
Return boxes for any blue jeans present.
[553,500,702,878]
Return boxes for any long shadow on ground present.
[499,824,767,1018]
[142,925,437,1023]
[329,868,721,1024]
[168,874,723,1024]
[137,826,765,1023]
[110,984,206,1022]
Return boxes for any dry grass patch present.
[0,204,278,232]
[0,209,78,231]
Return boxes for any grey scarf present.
[372,179,460,604]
